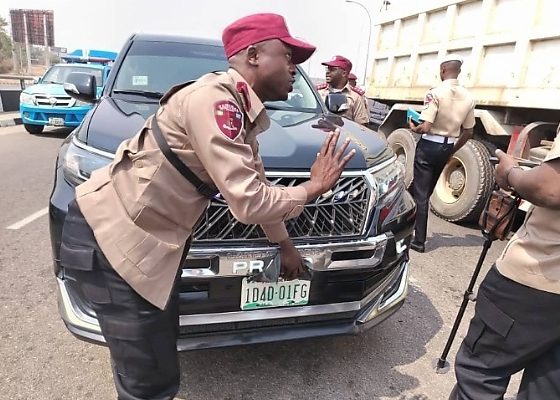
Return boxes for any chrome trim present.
[357,260,409,324]
[56,259,408,338]
[72,136,115,160]
[179,260,406,326]
[183,234,388,277]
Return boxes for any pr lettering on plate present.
[214,100,243,140]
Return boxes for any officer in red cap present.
[58,12,356,399]
[348,72,358,87]
[316,55,369,125]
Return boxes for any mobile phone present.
[406,108,422,125]
[488,157,540,168]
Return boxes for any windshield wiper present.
[113,89,164,99]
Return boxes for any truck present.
[19,49,117,134]
[368,0,560,222]
[49,33,415,350]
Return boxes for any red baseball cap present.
[322,55,352,72]
[348,72,357,80]
[222,13,316,64]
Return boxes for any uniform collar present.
[227,68,265,124]
[329,83,351,93]
[442,78,459,85]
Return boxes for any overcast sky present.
[1,0,399,81]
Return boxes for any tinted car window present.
[114,41,229,94]
[43,65,104,86]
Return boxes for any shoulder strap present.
[150,116,218,199]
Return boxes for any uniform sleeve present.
[544,124,560,162]
[419,90,438,123]
[252,144,290,243]
[462,99,476,129]
[182,85,307,228]
[353,95,370,125]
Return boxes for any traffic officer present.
[348,72,358,87]
[316,55,370,125]
[58,13,356,400]
[450,127,560,399]
[408,54,475,253]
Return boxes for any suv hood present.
[84,97,392,170]
[24,83,68,96]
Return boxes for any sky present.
[0,0,398,82]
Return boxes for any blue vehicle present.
[19,50,117,134]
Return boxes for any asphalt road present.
[0,125,520,400]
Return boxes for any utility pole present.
[43,13,49,67]
[23,12,32,73]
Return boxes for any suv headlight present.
[20,92,36,105]
[368,158,406,206]
[62,137,113,186]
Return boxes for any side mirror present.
[32,76,41,84]
[325,93,349,114]
[63,72,97,103]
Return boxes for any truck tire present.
[430,139,494,222]
[386,128,417,188]
[24,124,44,134]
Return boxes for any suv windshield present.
[112,40,320,111]
[42,65,103,86]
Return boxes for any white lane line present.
[6,207,49,230]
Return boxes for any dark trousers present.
[60,200,190,400]
[411,138,455,243]
[451,266,560,400]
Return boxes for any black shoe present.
[410,240,425,253]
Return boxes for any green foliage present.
[0,16,14,73]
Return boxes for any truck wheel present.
[430,140,494,222]
[24,124,44,134]
[386,128,417,188]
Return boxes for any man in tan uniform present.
[450,127,560,399]
[316,55,369,125]
[59,13,356,400]
[408,54,475,252]
[348,72,358,88]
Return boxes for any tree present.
[0,16,14,73]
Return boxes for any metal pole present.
[23,13,32,73]
[345,0,372,86]
[43,13,49,67]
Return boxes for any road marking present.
[6,207,49,230]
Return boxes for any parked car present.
[19,51,116,134]
[49,33,416,351]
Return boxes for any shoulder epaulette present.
[351,86,365,96]
[316,82,328,90]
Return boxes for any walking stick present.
[434,233,493,373]
[433,187,520,374]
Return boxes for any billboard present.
[10,9,54,46]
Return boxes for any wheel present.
[430,139,494,222]
[386,128,417,188]
[24,124,44,134]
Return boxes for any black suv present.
[49,34,416,350]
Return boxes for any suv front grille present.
[193,174,371,241]
[35,94,74,107]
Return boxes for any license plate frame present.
[48,117,65,126]
[240,278,311,310]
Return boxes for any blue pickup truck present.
[19,50,116,134]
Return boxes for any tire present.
[386,128,417,188]
[24,124,44,134]
[430,139,494,222]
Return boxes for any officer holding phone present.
[408,54,475,252]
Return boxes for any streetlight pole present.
[345,0,372,87]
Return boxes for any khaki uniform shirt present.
[75,69,308,309]
[496,127,560,294]
[419,79,475,138]
[317,83,369,125]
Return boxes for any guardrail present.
[0,75,36,90]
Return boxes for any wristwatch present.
[505,165,523,190]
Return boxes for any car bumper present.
[20,104,90,127]
[57,257,410,350]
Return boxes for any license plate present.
[240,278,310,310]
[48,117,65,126]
